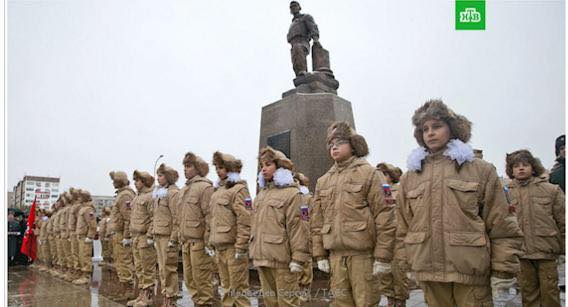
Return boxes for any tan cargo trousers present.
[48,236,57,266]
[132,234,156,290]
[329,254,381,307]
[77,235,93,275]
[181,241,216,305]
[62,237,71,269]
[71,236,80,271]
[101,237,112,263]
[257,267,302,307]
[518,259,561,307]
[419,281,493,307]
[216,247,250,307]
[112,232,134,283]
[379,259,410,301]
[155,235,179,298]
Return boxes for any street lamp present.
[153,154,164,177]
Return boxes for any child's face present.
[157,173,168,186]
[216,165,227,180]
[184,164,198,180]
[328,138,353,162]
[260,159,277,181]
[134,179,145,191]
[513,161,533,180]
[422,119,451,153]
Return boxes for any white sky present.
[7,0,565,196]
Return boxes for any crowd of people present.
[8,209,30,266]
[21,100,565,307]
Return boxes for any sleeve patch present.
[300,204,309,221]
[244,197,253,210]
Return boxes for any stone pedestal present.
[282,72,340,98]
[259,93,355,192]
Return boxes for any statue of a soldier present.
[287,1,319,77]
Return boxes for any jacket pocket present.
[447,232,490,276]
[216,225,232,233]
[533,196,553,215]
[266,200,286,224]
[155,220,170,227]
[182,220,204,240]
[406,184,425,215]
[213,198,236,232]
[343,183,365,208]
[403,232,430,271]
[342,221,373,251]
[534,228,561,254]
[261,233,290,263]
[321,224,333,249]
[446,179,480,216]
[344,221,367,232]
[212,225,236,245]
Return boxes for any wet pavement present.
[8,259,566,307]
[8,265,122,307]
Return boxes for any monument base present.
[259,93,355,192]
[282,71,340,98]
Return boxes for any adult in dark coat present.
[550,135,565,192]
[8,213,22,266]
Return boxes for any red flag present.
[20,197,38,262]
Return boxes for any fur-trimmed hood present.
[79,189,92,202]
[183,152,209,177]
[109,171,130,187]
[407,139,475,172]
[326,121,369,157]
[412,99,472,148]
[212,151,243,173]
[294,172,310,187]
[69,188,80,201]
[133,170,155,188]
[157,163,179,185]
[505,149,546,179]
[376,163,402,184]
[258,168,295,188]
[258,146,294,171]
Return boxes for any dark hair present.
[505,149,546,179]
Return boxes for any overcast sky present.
[8,0,565,197]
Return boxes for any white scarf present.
[407,139,474,171]
[152,186,168,199]
[258,168,294,188]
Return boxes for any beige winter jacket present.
[151,184,180,240]
[507,176,565,260]
[311,156,396,262]
[130,185,154,236]
[396,151,524,285]
[250,181,310,268]
[208,179,252,252]
[178,176,214,243]
[109,187,136,238]
[76,202,97,239]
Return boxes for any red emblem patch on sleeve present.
[300,204,309,221]
[244,198,253,210]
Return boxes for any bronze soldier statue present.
[287,1,319,76]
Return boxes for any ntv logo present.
[456,1,485,30]
[460,8,481,23]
